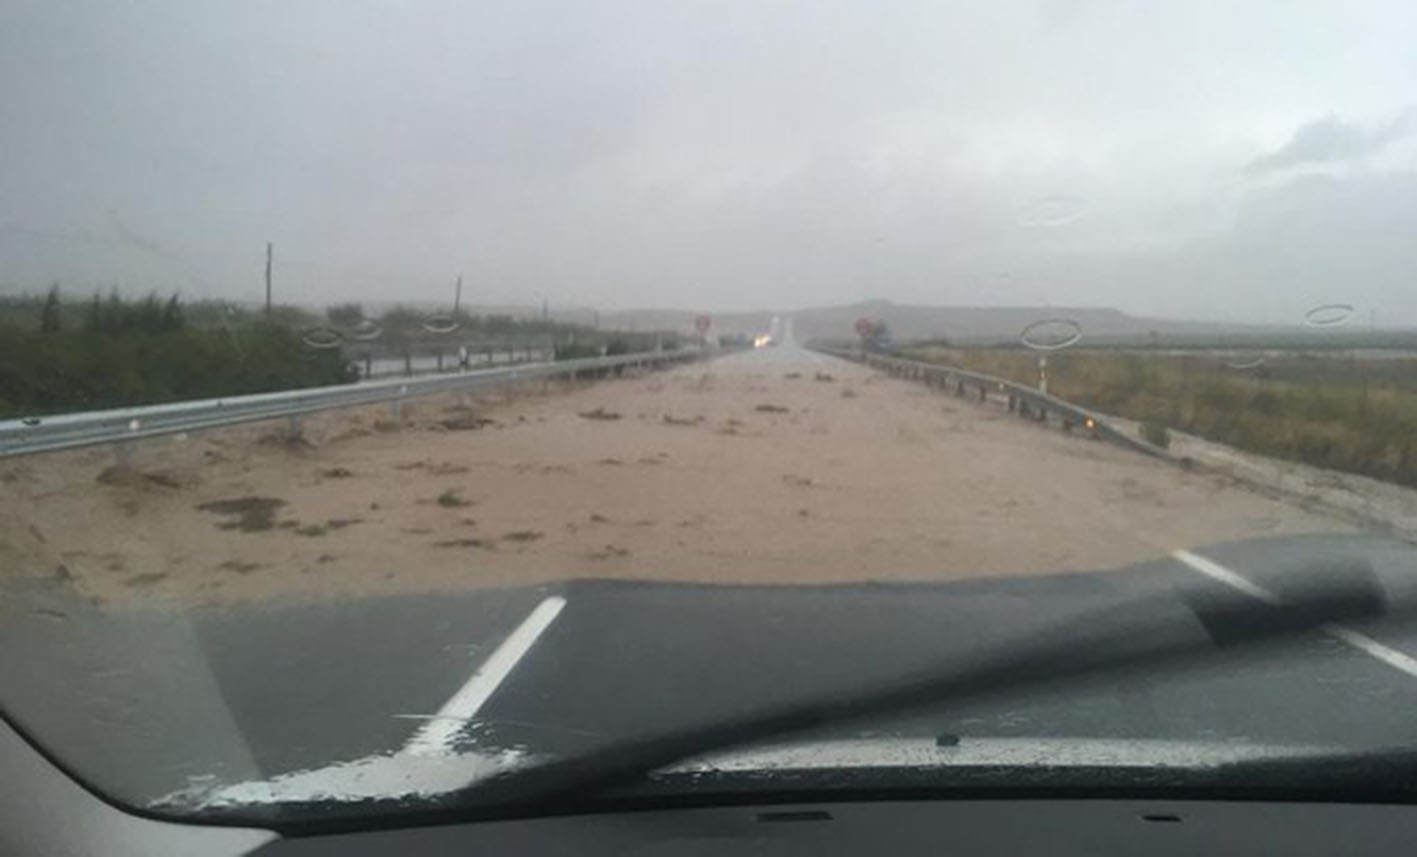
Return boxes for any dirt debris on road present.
[578,407,622,421]
[0,352,1357,606]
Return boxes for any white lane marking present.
[1320,624,1417,679]
[1171,550,1417,680]
[1171,550,1280,604]
[404,596,567,756]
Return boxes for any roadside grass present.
[906,346,1417,488]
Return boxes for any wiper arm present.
[466,557,1388,809]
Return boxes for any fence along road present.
[0,348,711,459]
[355,342,555,379]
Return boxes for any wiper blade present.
[466,557,1389,809]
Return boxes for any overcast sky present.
[3,0,1416,323]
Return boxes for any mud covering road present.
[1,340,1345,606]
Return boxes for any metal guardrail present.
[819,347,1170,460]
[0,349,709,458]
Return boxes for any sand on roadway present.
[1,345,1346,605]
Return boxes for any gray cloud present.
[3,1,1417,322]
[1246,110,1415,174]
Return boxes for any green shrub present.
[554,343,601,361]
[0,321,355,418]
[326,303,365,326]
[84,290,185,334]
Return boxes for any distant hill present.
[786,301,1185,344]
[589,300,1282,345]
[18,288,1397,347]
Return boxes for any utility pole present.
[264,242,273,319]
[453,274,463,314]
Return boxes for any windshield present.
[5,0,1417,831]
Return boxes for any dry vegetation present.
[908,345,1417,487]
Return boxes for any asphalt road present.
[6,532,1417,811]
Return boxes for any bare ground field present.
[0,350,1350,606]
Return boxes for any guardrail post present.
[403,353,413,377]
[979,385,987,402]
[436,350,444,372]
[286,414,302,438]
[1007,394,1016,412]
[364,352,373,379]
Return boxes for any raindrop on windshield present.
[1016,194,1087,227]
[1303,303,1356,328]
[347,319,383,341]
[299,327,343,350]
[420,314,462,335]
[1019,318,1083,351]
[1221,354,1266,370]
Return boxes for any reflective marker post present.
[1019,318,1082,400]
